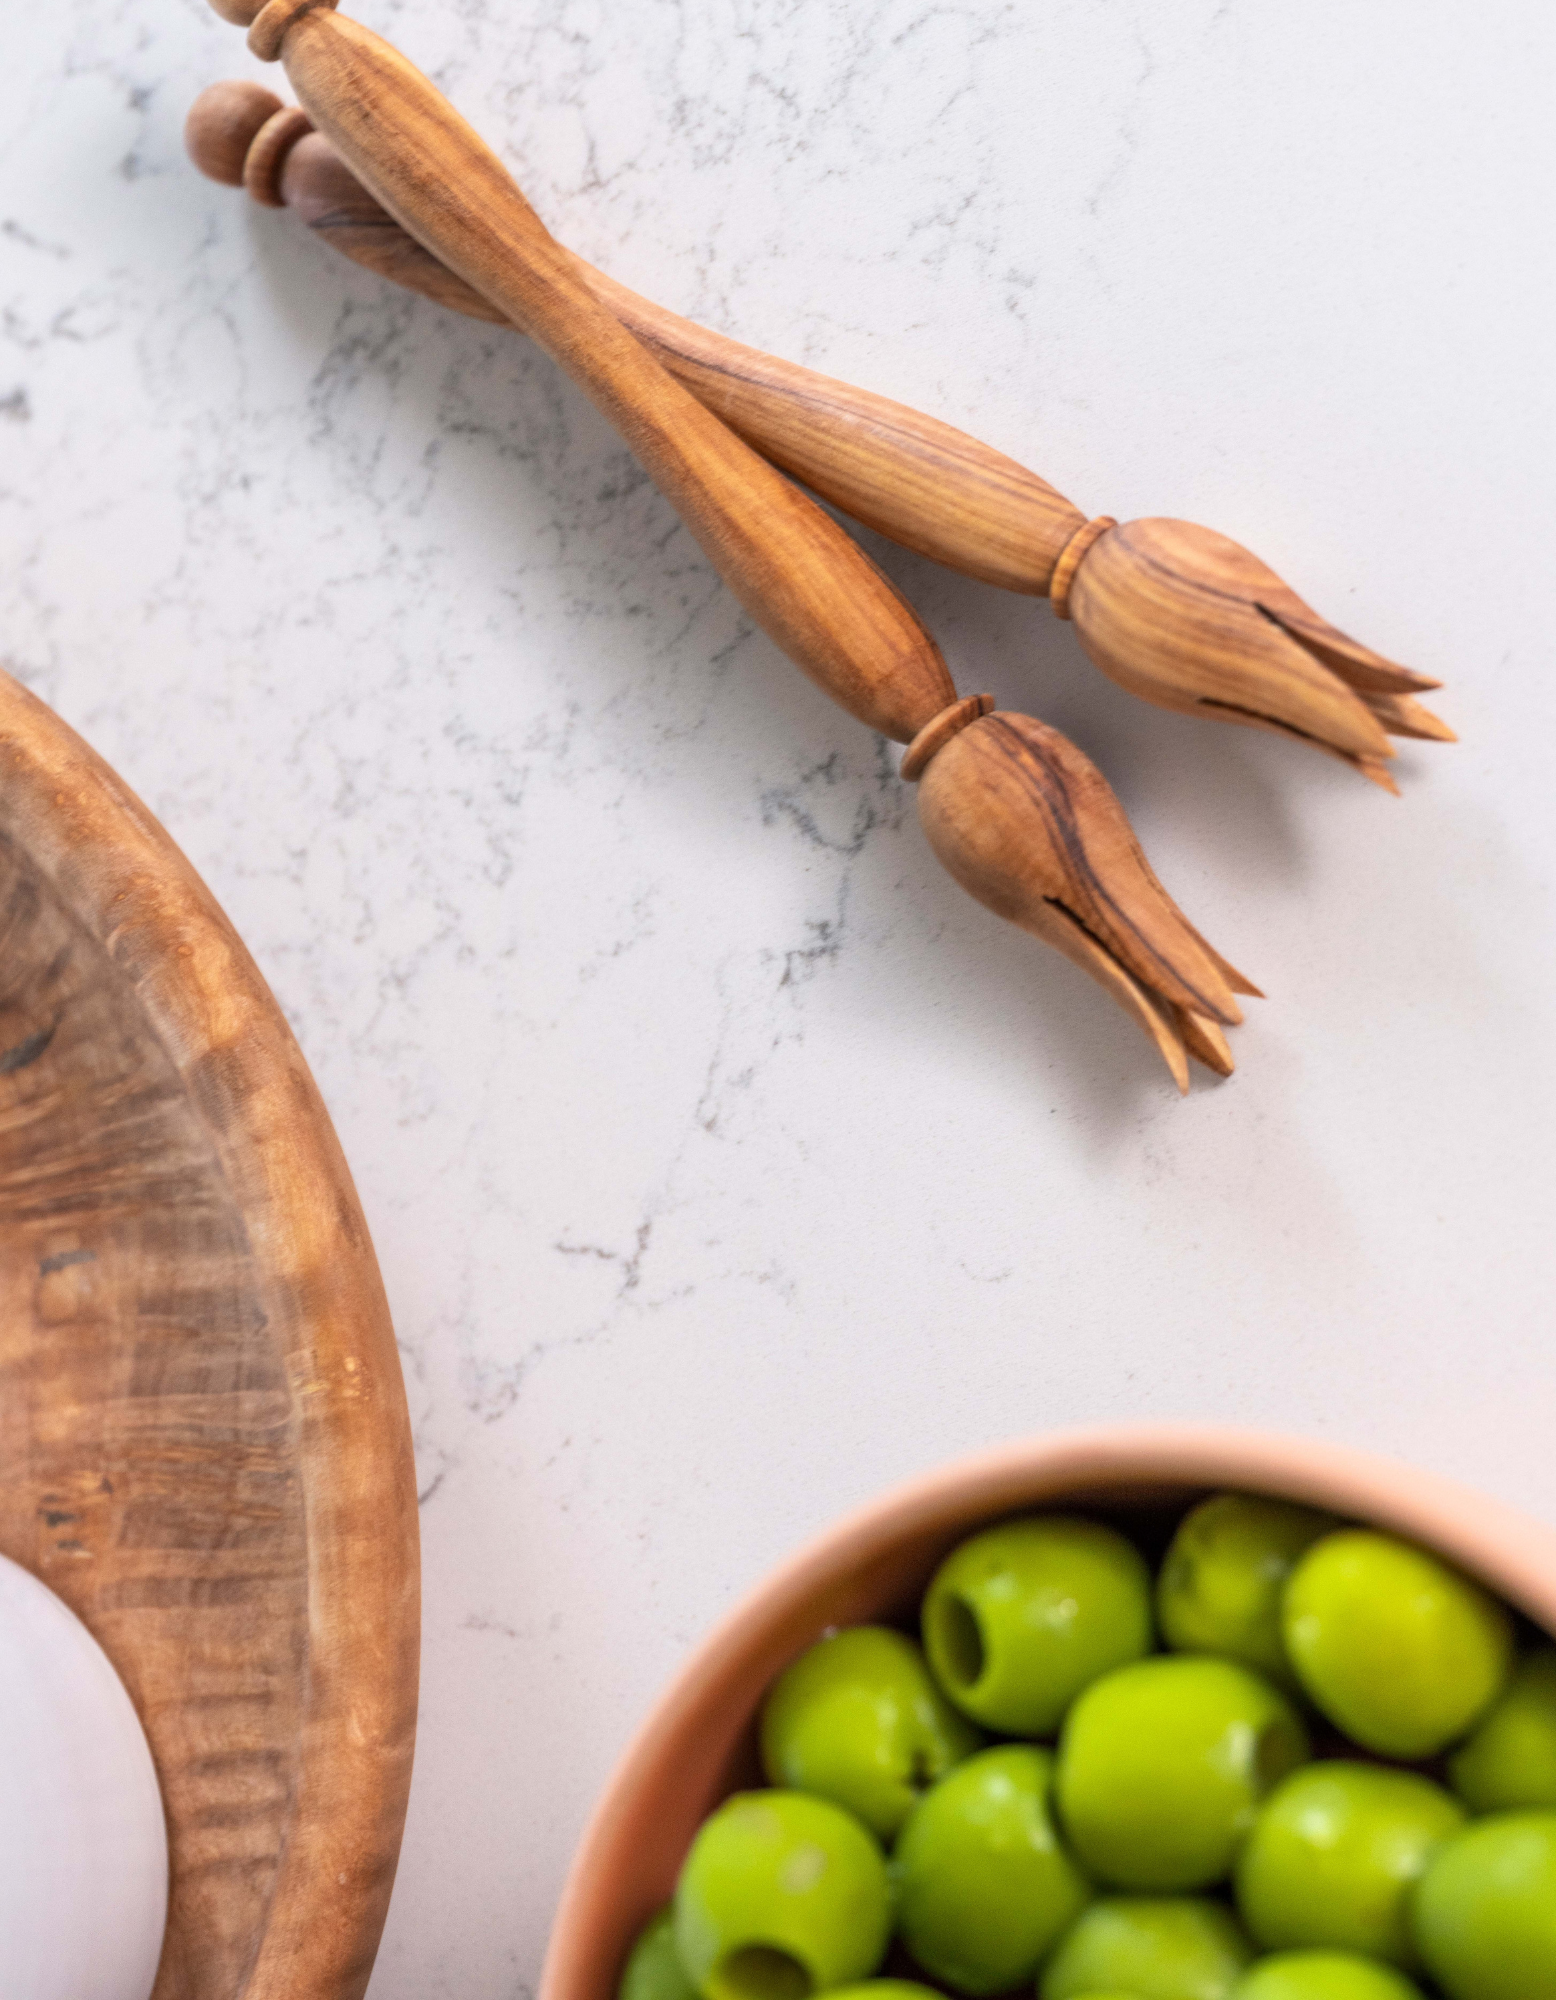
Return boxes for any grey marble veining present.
[5,3,1556,1993]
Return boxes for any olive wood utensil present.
[187,72,1453,791]
[181,44,1254,1089]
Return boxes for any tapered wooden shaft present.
[587,270,1084,596]
[229,8,955,744]
[355,187,1083,593]
[190,77,1451,783]
[202,86,1084,597]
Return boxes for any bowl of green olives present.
[540,1427,1556,2000]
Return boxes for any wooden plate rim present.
[0,667,420,2000]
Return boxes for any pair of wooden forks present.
[188,0,1450,1088]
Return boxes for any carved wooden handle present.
[192,31,1456,796]
[187,76,1452,792]
[208,7,956,745]
[187,76,1086,600]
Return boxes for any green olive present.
[825,1986,942,2000]
[921,1516,1153,1736]
[1230,1952,1424,1999]
[1282,1531,1513,1758]
[891,1744,1090,1993]
[1055,1656,1307,1890]
[760,1626,982,1841]
[1448,1648,1556,1812]
[621,1907,700,2000]
[1157,1494,1337,1685]
[1234,1761,1463,1966]
[674,1791,891,2000]
[1412,1811,1556,2000]
[1040,1894,1255,1999]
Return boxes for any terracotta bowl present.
[541,1424,1556,2000]
[0,669,419,2000]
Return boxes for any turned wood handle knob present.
[184,77,282,184]
[203,0,341,53]
[185,80,314,206]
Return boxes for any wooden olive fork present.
[188,48,1452,792]
[189,11,1254,1088]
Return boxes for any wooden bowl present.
[541,1424,1556,2000]
[0,668,419,2000]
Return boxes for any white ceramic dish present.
[0,1553,169,1999]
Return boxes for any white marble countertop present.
[6,3,1556,1992]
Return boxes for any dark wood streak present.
[978,715,1229,1020]
[1,1019,59,1072]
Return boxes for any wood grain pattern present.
[1067,517,1455,793]
[581,270,1083,598]
[244,15,957,745]
[0,666,418,1999]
